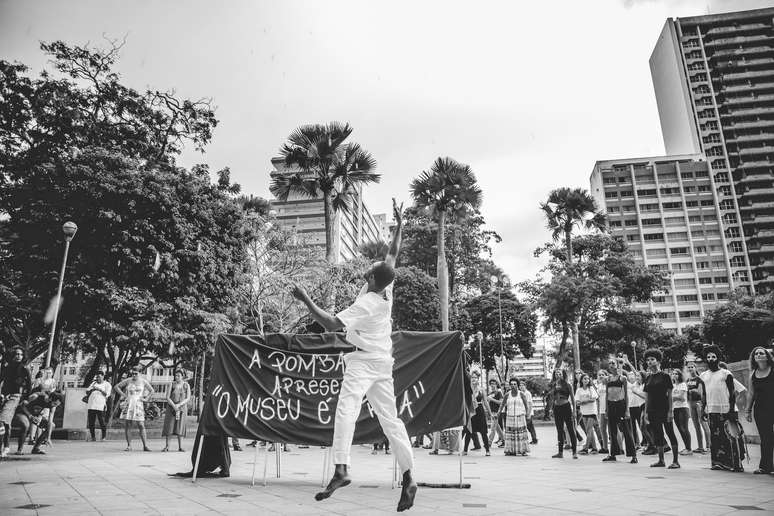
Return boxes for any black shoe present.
[642,448,656,455]
[552,452,564,458]
[630,457,638,464]
[602,455,617,462]
[530,440,538,445]
[599,448,609,454]
[650,461,665,468]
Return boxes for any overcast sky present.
[2,0,772,283]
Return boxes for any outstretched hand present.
[392,198,404,226]
[291,283,308,302]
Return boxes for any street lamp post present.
[490,276,505,378]
[45,221,78,369]
[631,340,638,371]
[476,331,485,392]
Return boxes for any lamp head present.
[630,340,636,348]
[62,221,78,241]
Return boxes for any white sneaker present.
[1,447,9,458]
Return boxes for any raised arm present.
[291,284,344,332]
[385,198,403,268]
[114,379,128,398]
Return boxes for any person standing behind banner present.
[162,369,190,452]
[0,347,32,458]
[86,371,112,441]
[486,379,505,447]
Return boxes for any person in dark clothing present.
[13,391,64,455]
[463,388,490,456]
[745,346,774,474]
[643,348,680,469]
[0,347,32,458]
[173,429,232,478]
[602,357,637,463]
[549,369,577,459]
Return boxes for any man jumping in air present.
[292,199,417,512]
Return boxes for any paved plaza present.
[1,426,773,516]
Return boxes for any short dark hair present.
[48,392,64,404]
[702,344,722,360]
[372,261,395,291]
[174,369,185,378]
[643,348,663,363]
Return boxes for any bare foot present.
[397,471,417,512]
[315,471,351,501]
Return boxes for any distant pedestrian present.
[602,357,637,464]
[114,366,153,452]
[577,374,602,454]
[0,347,32,458]
[86,370,112,441]
[643,349,680,469]
[463,372,490,456]
[162,369,190,452]
[670,369,692,455]
[549,369,577,459]
[701,346,744,472]
[486,379,505,447]
[499,377,531,456]
[594,370,609,454]
[518,380,538,444]
[685,362,710,453]
[745,346,774,475]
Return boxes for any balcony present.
[721,69,774,82]
[709,46,774,60]
[748,243,774,254]
[753,213,774,224]
[738,147,774,158]
[722,81,774,94]
[722,106,774,119]
[724,133,774,144]
[704,35,774,48]
[740,170,774,180]
[738,160,774,169]
[723,93,774,106]
[725,119,774,130]
[705,23,770,37]
[715,57,774,69]
[751,229,774,240]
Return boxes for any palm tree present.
[270,122,379,263]
[539,187,606,370]
[359,240,389,261]
[410,157,482,331]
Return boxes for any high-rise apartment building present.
[590,155,738,333]
[269,157,385,262]
[650,8,774,292]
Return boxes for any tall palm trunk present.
[323,190,339,264]
[564,228,581,371]
[437,210,450,331]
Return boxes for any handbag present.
[81,393,89,403]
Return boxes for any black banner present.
[198,331,473,446]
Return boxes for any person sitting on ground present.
[13,391,63,455]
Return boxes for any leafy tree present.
[0,40,249,385]
[359,240,389,261]
[460,289,537,381]
[539,187,606,371]
[392,266,441,332]
[399,206,502,299]
[521,233,666,371]
[701,292,774,361]
[270,122,379,264]
[409,157,482,331]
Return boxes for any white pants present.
[332,352,414,473]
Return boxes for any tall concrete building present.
[650,8,774,292]
[269,157,385,262]
[590,155,739,333]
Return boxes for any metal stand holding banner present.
[458,428,464,488]
[191,436,204,484]
[259,442,283,486]
[250,443,259,486]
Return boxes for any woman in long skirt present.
[162,370,191,452]
[499,377,531,456]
